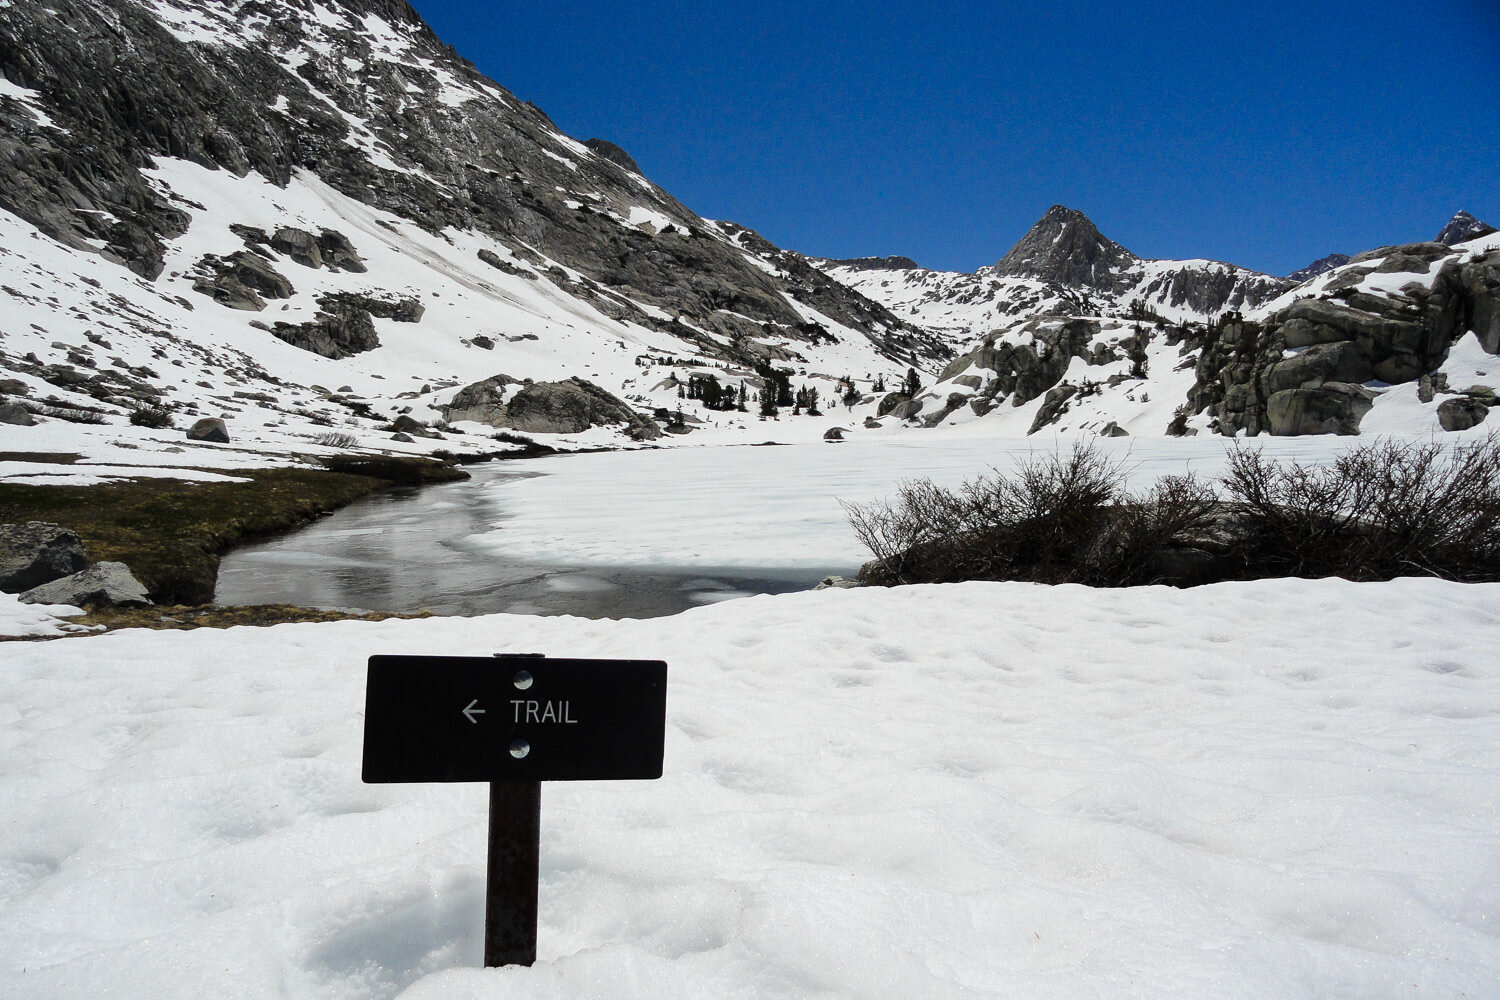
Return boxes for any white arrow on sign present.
[463,699,486,724]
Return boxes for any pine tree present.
[903,367,921,397]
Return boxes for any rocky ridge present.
[0,0,945,452]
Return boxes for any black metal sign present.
[362,654,667,783]
[360,653,668,968]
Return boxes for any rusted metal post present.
[484,780,541,967]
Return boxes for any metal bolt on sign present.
[362,653,667,967]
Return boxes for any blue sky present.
[414,0,1500,276]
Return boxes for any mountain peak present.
[1435,210,1498,246]
[992,205,1136,288]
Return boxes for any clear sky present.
[412,0,1500,276]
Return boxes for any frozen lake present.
[217,435,1383,617]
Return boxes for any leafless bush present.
[26,402,109,424]
[843,443,1217,586]
[1223,436,1500,581]
[315,431,360,449]
[129,405,173,429]
[847,436,1500,590]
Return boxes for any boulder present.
[823,427,845,441]
[876,391,912,417]
[1438,396,1490,432]
[0,401,36,425]
[863,416,883,428]
[0,522,89,592]
[187,417,230,443]
[1099,421,1129,437]
[506,378,663,439]
[1266,382,1375,435]
[318,229,367,272]
[20,561,152,608]
[271,306,379,359]
[191,251,295,310]
[391,415,426,433]
[270,226,323,268]
[443,374,518,425]
[443,375,662,440]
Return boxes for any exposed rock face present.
[1266,382,1375,435]
[0,522,89,592]
[191,251,295,310]
[0,0,928,370]
[20,560,153,607]
[443,375,661,439]
[1286,253,1351,283]
[582,138,641,175]
[1195,246,1500,435]
[271,297,386,358]
[1435,210,1497,246]
[187,416,230,442]
[825,256,921,271]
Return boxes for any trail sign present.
[361,653,667,968]
[362,654,667,783]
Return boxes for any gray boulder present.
[318,230,367,273]
[823,427,845,441]
[0,401,36,425]
[187,417,230,443]
[1099,421,1129,437]
[270,226,323,269]
[191,251,295,310]
[20,561,152,608]
[443,375,662,439]
[443,374,518,425]
[1266,382,1375,435]
[271,306,379,359]
[0,522,89,592]
[1438,396,1490,432]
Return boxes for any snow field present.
[2,578,1497,998]
[464,435,1427,573]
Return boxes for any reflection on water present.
[214,467,822,618]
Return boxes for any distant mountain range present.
[0,0,1495,446]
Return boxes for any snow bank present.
[2,578,1497,998]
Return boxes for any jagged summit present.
[1286,252,1351,284]
[827,255,922,271]
[583,138,641,175]
[991,205,1137,289]
[1435,210,1497,246]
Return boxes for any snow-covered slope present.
[4,577,1498,997]
[0,0,948,461]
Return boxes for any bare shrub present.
[129,405,174,429]
[846,435,1500,588]
[1223,436,1500,581]
[315,431,360,449]
[26,402,109,424]
[844,443,1216,586]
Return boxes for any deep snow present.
[2,578,1498,998]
